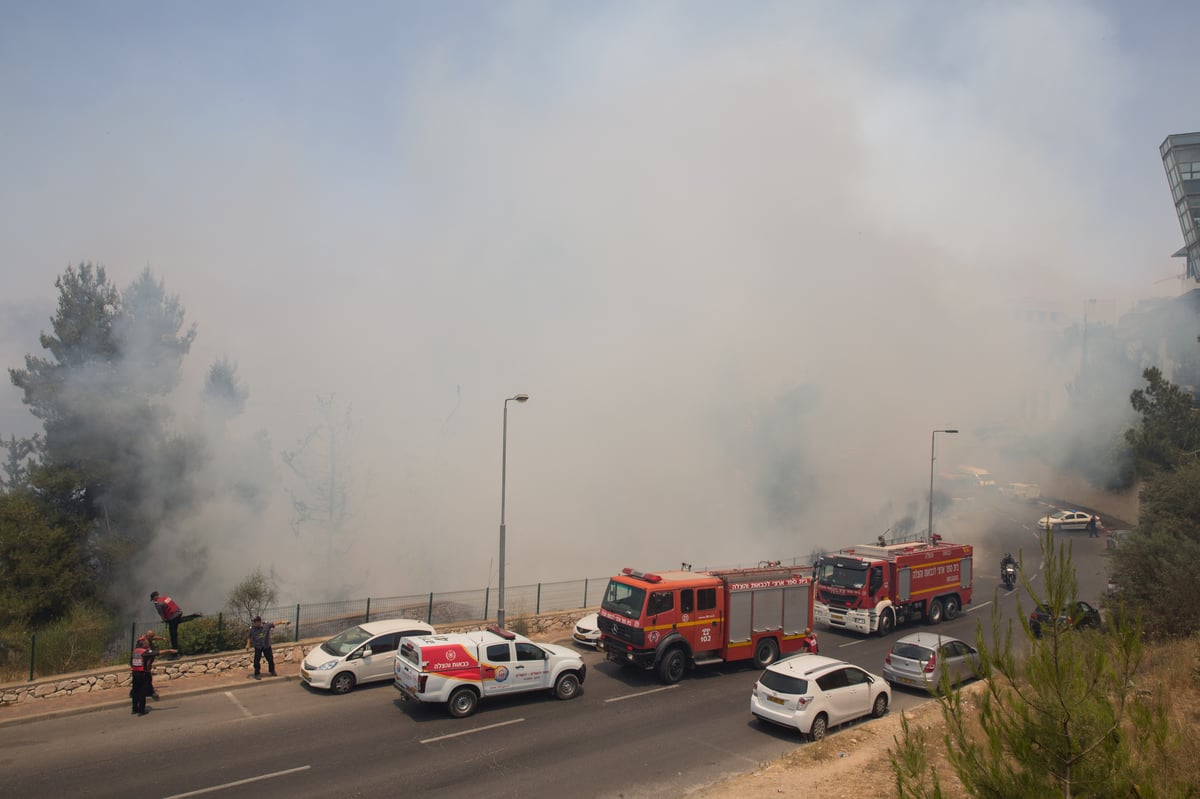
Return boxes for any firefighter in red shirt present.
[150,591,203,657]
[131,633,175,715]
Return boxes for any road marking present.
[837,638,866,647]
[161,765,310,798]
[223,691,254,718]
[420,718,525,743]
[605,685,680,703]
[968,601,993,613]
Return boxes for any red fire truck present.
[812,540,973,636]
[598,564,817,684]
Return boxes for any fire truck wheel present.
[943,596,960,620]
[871,692,889,718]
[808,713,829,741]
[753,638,779,669]
[448,686,479,718]
[658,648,686,684]
[878,608,896,637]
[926,598,944,624]
[554,672,581,700]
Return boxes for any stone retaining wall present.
[0,609,586,709]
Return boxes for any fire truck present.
[598,563,817,684]
[812,539,973,636]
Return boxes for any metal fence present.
[4,576,612,682]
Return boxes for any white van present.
[301,618,435,694]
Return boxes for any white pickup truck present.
[394,625,586,717]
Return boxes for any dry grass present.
[688,635,1200,798]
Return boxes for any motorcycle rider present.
[1000,552,1017,587]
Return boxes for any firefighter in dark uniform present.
[131,634,175,715]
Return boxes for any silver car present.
[882,632,980,691]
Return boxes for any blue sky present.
[1,2,1197,602]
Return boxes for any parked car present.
[1029,601,1101,638]
[882,632,980,691]
[750,654,890,741]
[572,612,601,648]
[1106,529,1132,551]
[1036,510,1100,533]
[301,618,435,694]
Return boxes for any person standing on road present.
[1087,516,1099,537]
[246,615,290,679]
[137,630,167,700]
[131,633,176,716]
[150,591,203,656]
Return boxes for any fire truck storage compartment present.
[898,568,911,601]
[730,585,813,641]
[729,591,752,643]
[960,558,972,587]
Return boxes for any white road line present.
[968,601,993,613]
[604,685,680,703]
[837,638,867,647]
[223,691,254,718]
[161,765,310,798]
[420,718,525,744]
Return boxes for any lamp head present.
[513,394,529,403]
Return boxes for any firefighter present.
[130,634,176,716]
[800,627,818,654]
[150,591,203,656]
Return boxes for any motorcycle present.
[1001,561,1018,590]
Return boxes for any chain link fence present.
[3,575,612,682]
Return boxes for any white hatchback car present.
[301,618,435,694]
[751,654,890,740]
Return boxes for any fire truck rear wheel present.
[808,713,829,741]
[554,672,581,700]
[448,686,479,718]
[943,596,960,620]
[659,648,686,684]
[927,598,944,624]
[878,608,896,637]
[753,638,779,668]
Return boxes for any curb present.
[0,674,297,728]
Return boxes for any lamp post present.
[928,429,958,544]
[498,393,529,629]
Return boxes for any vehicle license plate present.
[767,695,785,705]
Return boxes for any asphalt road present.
[0,496,1116,799]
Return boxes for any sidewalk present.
[0,659,300,727]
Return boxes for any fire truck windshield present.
[815,560,867,589]
[601,579,647,619]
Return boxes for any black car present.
[1029,600,1101,638]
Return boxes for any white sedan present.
[572,613,601,648]
[1036,510,1099,532]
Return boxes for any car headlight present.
[312,660,339,671]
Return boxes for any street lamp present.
[498,393,529,629]
[928,429,958,545]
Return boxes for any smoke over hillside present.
[1,4,1193,612]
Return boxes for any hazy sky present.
[1,2,1196,608]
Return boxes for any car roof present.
[357,618,436,636]
[406,628,534,648]
[766,654,854,677]
[892,632,966,648]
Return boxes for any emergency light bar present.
[621,567,662,583]
[486,625,517,640]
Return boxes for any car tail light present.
[418,675,427,694]
[923,653,937,674]
[796,696,811,707]
[885,651,893,665]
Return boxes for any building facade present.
[1161,132,1200,281]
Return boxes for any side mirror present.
[362,647,373,658]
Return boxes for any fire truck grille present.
[598,614,644,647]
[819,590,852,609]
